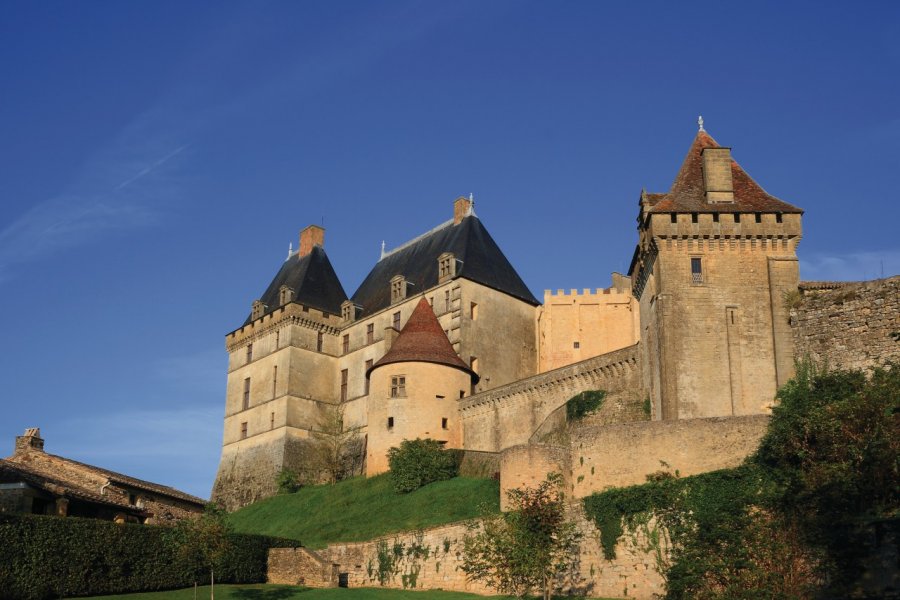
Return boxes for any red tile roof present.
[647,131,802,214]
[368,297,478,381]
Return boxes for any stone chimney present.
[701,147,734,203]
[299,225,325,257]
[453,196,473,225]
[15,428,44,454]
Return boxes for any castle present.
[211,126,805,510]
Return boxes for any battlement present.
[544,286,631,299]
[647,211,802,241]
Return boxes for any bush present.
[387,438,461,493]
[0,513,300,600]
[565,390,606,421]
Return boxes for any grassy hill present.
[228,475,500,549]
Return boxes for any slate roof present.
[646,131,803,214]
[351,215,538,318]
[6,452,206,506]
[368,297,478,381]
[244,245,348,325]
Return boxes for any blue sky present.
[1,1,898,499]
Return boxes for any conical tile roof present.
[368,297,478,382]
[646,130,803,214]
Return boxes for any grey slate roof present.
[244,245,348,325]
[350,215,538,318]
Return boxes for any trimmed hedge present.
[0,514,300,600]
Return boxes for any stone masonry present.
[791,276,900,372]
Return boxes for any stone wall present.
[791,276,900,372]
[460,344,642,453]
[501,415,770,502]
[312,511,664,599]
[268,547,339,587]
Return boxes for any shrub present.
[277,467,303,494]
[0,513,300,600]
[387,438,461,493]
[565,390,606,421]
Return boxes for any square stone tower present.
[629,128,803,420]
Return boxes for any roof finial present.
[380,240,386,260]
[468,193,475,216]
[287,242,293,260]
[698,115,705,132]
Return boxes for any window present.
[270,412,275,430]
[391,275,407,304]
[691,257,703,284]
[438,252,455,281]
[734,213,741,223]
[342,334,350,354]
[340,369,348,402]
[272,366,278,397]
[670,213,677,223]
[691,212,698,224]
[246,343,253,362]
[242,378,250,410]
[275,330,280,348]
[387,417,394,430]
[445,290,451,312]
[390,376,406,398]
[128,494,137,506]
[366,323,374,344]
[279,285,293,305]
[392,311,401,330]
[776,213,783,223]
[240,422,248,439]
[459,390,466,399]
[470,302,478,320]
[429,296,434,306]
[755,212,762,223]
[713,213,719,223]
[441,418,448,430]
[573,341,580,349]
[365,360,373,394]
[317,331,323,352]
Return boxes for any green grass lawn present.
[228,475,500,549]
[72,584,516,599]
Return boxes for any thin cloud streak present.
[0,111,189,283]
[115,144,188,190]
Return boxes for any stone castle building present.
[212,127,805,510]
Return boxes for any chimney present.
[453,196,473,225]
[299,225,325,257]
[701,147,735,203]
[15,428,44,454]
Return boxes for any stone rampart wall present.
[791,276,900,372]
[268,547,339,587]
[501,415,770,502]
[460,344,642,453]
[312,510,664,599]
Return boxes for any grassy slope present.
[74,584,514,599]
[228,475,500,549]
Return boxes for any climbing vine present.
[565,390,606,421]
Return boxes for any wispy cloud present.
[49,405,223,498]
[800,249,900,282]
[0,111,189,283]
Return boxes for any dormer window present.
[341,300,356,323]
[438,252,456,282]
[279,285,294,305]
[251,300,266,320]
[391,275,408,304]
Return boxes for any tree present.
[463,473,581,600]
[311,403,363,484]
[175,503,232,600]
[387,438,461,493]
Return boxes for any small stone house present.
[0,428,205,524]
